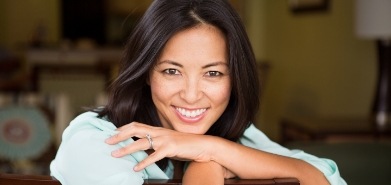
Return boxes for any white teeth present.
[176,107,206,118]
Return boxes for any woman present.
[50,0,346,184]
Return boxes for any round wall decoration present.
[0,106,52,160]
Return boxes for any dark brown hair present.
[99,0,260,142]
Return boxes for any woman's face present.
[149,25,231,134]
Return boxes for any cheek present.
[150,76,177,104]
[205,82,231,105]
[150,78,166,101]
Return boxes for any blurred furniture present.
[286,141,391,185]
[0,173,300,185]
[25,48,121,114]
[0,57,29,92]
[26,48,121,91]
[280,116,391,144]
[355,0,391,131]
[0,93,72,175]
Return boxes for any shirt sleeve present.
[50,112,168,185]
[239,124,347,185]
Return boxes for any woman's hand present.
[105,122,217,171]
[104,122,329,185]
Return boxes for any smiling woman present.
[49,0,346,185]
[149,25,231,135]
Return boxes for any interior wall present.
[0,1,6,49]
[243,0,267,60]
[248,0,377,141]
[0,0,61,51]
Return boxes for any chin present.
[174,125,208,135]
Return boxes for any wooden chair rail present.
[0,173,299,185]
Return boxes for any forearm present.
[182,161,224,185]
[208,137,330,185]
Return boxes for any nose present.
[180,77,203,104]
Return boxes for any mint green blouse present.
[50,112,346,185]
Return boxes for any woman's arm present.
[182,161,225,185]
[107,123,344,185]
[207,136,330,185]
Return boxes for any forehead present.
[158,24,228,62]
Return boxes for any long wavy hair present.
[98,0,260,142]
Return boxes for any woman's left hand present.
[105,122,218,171]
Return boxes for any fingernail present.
[133,165,140,171]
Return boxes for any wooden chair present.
[0,173,299,185]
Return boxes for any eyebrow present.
[202,61,228,69]
[157,60,228,69]
[157,60,183,67]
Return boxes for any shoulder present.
[240,124,347,185]
[65,112,116,133]
[51,112,142,184]
[50,112,167,184]
[239,124,274,147]
[58,112,119,143]
[239,124,304,155]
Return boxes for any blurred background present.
[0,0,390,184]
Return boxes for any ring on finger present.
[146,134,154,150]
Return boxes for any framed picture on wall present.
[289,0,329,13]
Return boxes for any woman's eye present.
[206,71,222,77]
[163,68,180,75]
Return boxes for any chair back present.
[0,173,299,185]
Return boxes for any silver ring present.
[146,134,154,150]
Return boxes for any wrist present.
[203,135,224,162]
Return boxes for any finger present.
[106,123,150,144]
[111,136,151,157]
[133,150,167,172]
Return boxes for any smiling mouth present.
[176,107,207,118]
